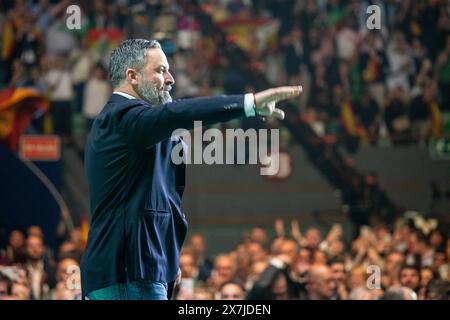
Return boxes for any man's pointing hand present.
[253,85,303,120]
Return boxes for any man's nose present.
[165,72,175,86]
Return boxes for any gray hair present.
[383,285,417,300]
[109,39,161,87]
[348,286,376,300]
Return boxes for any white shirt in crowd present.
[44,69,74,101]
[336,27,359,61]
[387,46,414,93]
[70,45,102,85]
[83,78,111,119]
[26,261,45,299]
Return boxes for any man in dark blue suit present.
[80,39,302,300]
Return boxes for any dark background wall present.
[0,144,62,249]
[181,145,450,255]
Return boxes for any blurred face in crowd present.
[220,283,245,300]
[393,225,409,246]
[425,280,450,300]
[298,248,311,263]
[348,267,366,290]
[313,250,328,266]
[271,273,289,300]
[59,241,78,259]
[307,265,337,300]
[381,272,392,289]
[305,228,322,249]
[27,226,43,238]
[294,248,311,275]
[214,255,235,283]
[349,287,378,300]
[189,234,206,256]
[133,48,174,104]
[415,238,429,255]
[330,262,346,285]
[57,258,79,283]
[400,267,420,291]
[428,231,443,249]
[386,252,405,276]
[193,288,214,300]
[0,279,8,296]
[270,237,284,256]
[9,230,24,249]
[408,232,428,254]
[70,227,82,246]
[56,259,81,299]
[247,242,267,264]
[250,227,268,245]
[234,245,251,277]
[26,235,44,262]
[420,268,434,289]
[279,239,298,265]
[432,252,446,269]
[385,285,417,300]
[329,240,344,257]
[374,225,389,241]
[54,282,75,300]
[11,282,30,300]
[180,252,197,279]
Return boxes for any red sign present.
[19,135,61,161]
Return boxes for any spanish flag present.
[0,87,48,152]
[80,215,89,250]
[341,99,357,135]
[1,18,15,60]
[429,101,443,137]
[363,55,378,82]
[86,28,124,51]
[411,20,422,37]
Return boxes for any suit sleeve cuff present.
[244,93,256,117]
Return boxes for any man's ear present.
[126,68,139,86]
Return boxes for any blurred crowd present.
[174,216,450,300]
[0,225,83,300]
[0,214,449,300]
[1,0,449,150]
[1,0,450,301]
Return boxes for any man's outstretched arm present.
[121,85,302,149]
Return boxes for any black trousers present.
[50,100,73,137]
